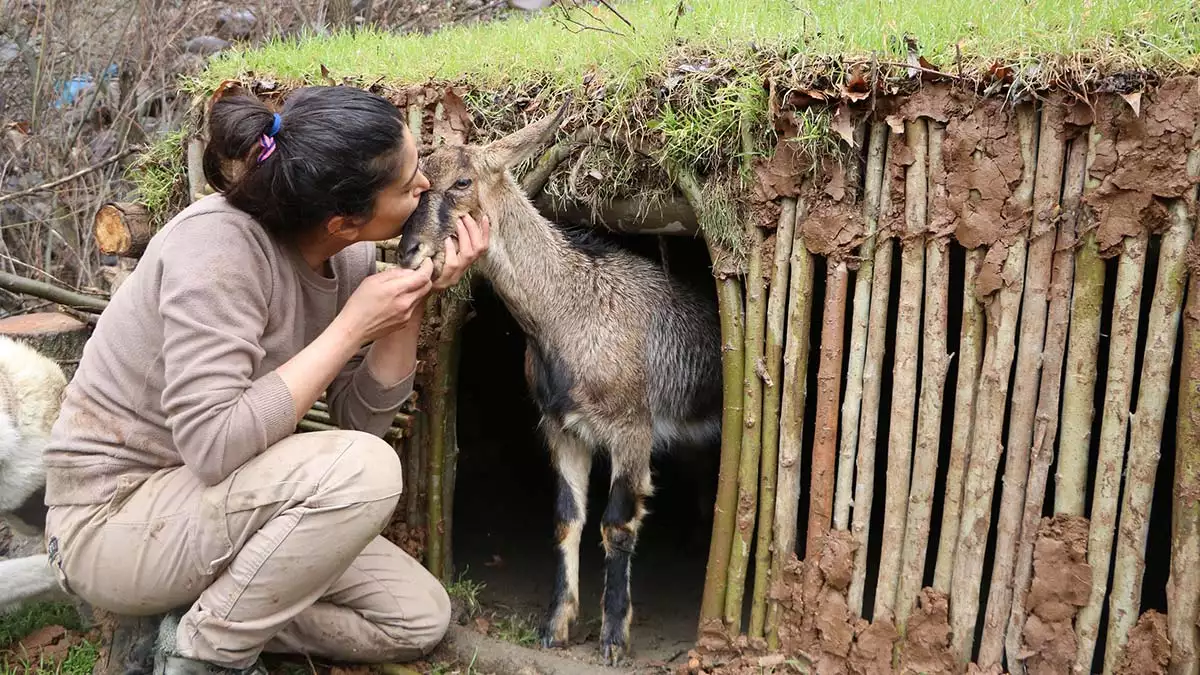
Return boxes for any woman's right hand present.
[337,259,434,344]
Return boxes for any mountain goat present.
[0,334,73,614]
[396,105,724,664]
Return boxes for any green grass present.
[445,569,485,618]
[488,613,538,647]
[195,0,1200,96]
[125,127,188,223]
[0,602,97,675]
[0,603,83,648]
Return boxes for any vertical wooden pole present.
[766,202,815,647]
[875,117,928,620]
[834,121,889,531]
[1168,143,1200,675]
[1075,230,1150,671]
[724,213,767,634]
[949,104,1037,666]
[1007,130,1090,674]
[895,121,950,632]
[669,166,746,636]
[806,260,848,551]
[979,98,1068,666]
[1104,201,1192,674]
[749,198,798,639]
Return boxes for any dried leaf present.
[832,102,856,146]
[320,63,335,86]
[1120,91,1142,117]
[472,616,492,634]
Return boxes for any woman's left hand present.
[434,212,490,291]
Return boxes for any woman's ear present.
[325,214,364,242]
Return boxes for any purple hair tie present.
[257,113,282,163]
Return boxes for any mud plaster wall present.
[775,78,1200,263]
[690,78,1198,675]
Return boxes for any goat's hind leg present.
[600,447,652,666]
[539,425,592,648]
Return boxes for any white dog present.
[0,334,74,614]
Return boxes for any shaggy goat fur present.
[0,335,72,614]
[397,106,723,665]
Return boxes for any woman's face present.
[353,128,430,242]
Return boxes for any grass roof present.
[195,0,1200,96]
[142,0,1200,237]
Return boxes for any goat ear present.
[483,99,570,170]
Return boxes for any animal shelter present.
[14,2,1199,674]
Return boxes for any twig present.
[0,270,109,312]
[0,149,135,205]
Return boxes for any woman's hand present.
[336,258,435,344]
[434,213,490,291]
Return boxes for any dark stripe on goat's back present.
[526,341,576,420]
[554,222,626,259]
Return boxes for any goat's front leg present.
[539,425,592,648]
[600,452,652,666]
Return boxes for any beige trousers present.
[44,430,450,669]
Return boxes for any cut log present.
[0,311,91,379]
[94,202,155,258]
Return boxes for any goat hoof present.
[601,641,627,667]
[537,624,567,650]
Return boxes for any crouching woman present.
[40,85,487,674]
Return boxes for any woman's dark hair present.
[202,85,408,242]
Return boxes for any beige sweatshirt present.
[43,194,414,506]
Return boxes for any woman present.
[40,85,487,674]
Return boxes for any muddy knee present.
[376,578,451,659]
[317,430,405,509]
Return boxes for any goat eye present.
[454,178,472,189]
